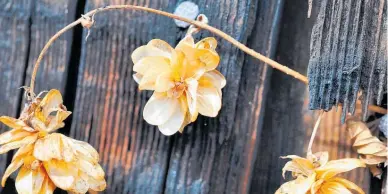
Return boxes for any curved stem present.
[29,5,307,93]
[29,5,387,115]
[307,111,324,156]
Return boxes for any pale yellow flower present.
[276,152,366,194]
[0,89,106,194]
[132,36,226,135]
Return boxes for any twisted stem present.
[29,5,387,115]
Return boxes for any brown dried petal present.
[346,118,387,178]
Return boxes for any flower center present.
[169,81,187,98]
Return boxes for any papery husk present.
[346,118,388,178]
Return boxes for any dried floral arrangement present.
[0,4,386,194]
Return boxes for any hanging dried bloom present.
[346,118,388,178]
[131,36,226,135]
[0,89,106,194]
[276,152,366,194]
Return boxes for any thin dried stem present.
[29,5,307,93]
[307,111,324,156]
[29,4,387,115]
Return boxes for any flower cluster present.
[276,152,365,194]
[132,36,226,135]
[0,89,106,194]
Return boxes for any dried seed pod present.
[346,118,388,178]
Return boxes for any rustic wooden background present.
[0,0,379,193]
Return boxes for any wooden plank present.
[69,1,180,193]
[24,0,78,94]
[0,0,77,192]
[250,0,370,193]
[0,0,32,191]
[164,0,283,193]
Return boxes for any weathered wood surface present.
[0,0,77,193]
[0,0,381,193]
[69,0,178,193]
[307,0,387,120]
[250,0,370,193]
[0,1,32,191]
[164,0,283,193]
[24,0,77,94]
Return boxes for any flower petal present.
[38,89,64,120]
[34,134,75,163]
[154,71,174,92]
[275,174,315,194]
[0,129,34,145]
[70,138,99,163]
[132,73,143,84]
[195,37,217,51]
[176,38,220,71]
[135,57,173,91]
[310,179,324,194]
[87,176,106,191]
[38,176,56,194]
[199,70,226,89]
[13,143,34,161]
[158,101,186,136]
[330,177,365,194]
[143,92,178,125]
[171,50,205,80]
[175,36,195,50]
[319,181,353,194]
[196,49,220,71]
[0,116,28,129]
[79,160,105,180]
[46,110,72,132]
[281,155,314,177]
[0,134,38,154]
[316,158,366,180]
[16,167,33,194]
[197,86,222,117]
[185,78,198,120]
[133,56,170,75]
[147,39,174,55]
[69,173,89,194]
[131,44,172,64]
[43,160,76,190]
[2,157,23,186]
[32,167,46,194]
[15,166,46,193]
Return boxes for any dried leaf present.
[346,118,387,177]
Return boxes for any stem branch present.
[29,5,307,93]
[307,111,324,156]
[29,5,387,115]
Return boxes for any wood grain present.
[69,0,179,193]
[250,0,370,193]
[24,0,78,94]
[0,1,32,191]
[0,0,78,192]
[164,0,283,193]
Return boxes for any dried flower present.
[132,36,226,135]
[276,152,365,194]
[0,89,106,194]
[346,118,387,178]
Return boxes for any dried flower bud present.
[80,14,94,29]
